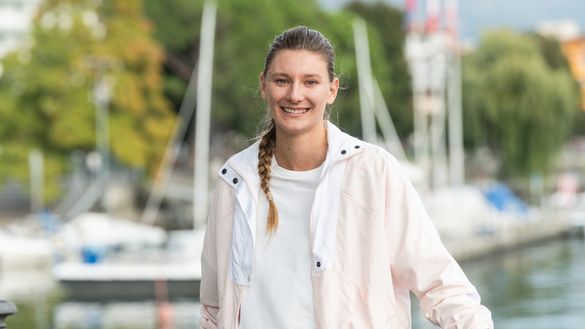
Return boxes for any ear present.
[259,72,266,99]
[327,78,340,105]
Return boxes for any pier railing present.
[0,300,17,329]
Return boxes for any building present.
[562,36,585,111]
[537,20,581,41]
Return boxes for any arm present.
[200,184,221,329]
[384,157,493,328]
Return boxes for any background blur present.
[1,0,584,328]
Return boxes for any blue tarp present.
[483,183,529,216]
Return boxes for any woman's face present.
[260,50,339,138]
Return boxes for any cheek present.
[265,88,283,104]
[313,89,332,105]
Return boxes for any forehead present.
[267,50,328,76]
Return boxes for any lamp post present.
[0,300,17,328]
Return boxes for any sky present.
[320,0,585,44]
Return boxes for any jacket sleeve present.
[384,157,494,329]
[200,183,222,329]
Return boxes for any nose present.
[286,83,304,103]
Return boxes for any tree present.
[142,0,203,109]
[0,0,174,202]
[462,29,579,178]
[531,33,585,137]
[142,0,404,140]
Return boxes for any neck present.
[274,123,328,171]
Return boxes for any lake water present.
[413,237,585,328]
[4,237,585,328]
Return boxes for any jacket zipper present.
[309,214,319,329]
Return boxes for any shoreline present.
[444,209,582,262]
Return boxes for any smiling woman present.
[199,26,494,329]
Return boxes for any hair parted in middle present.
[257,25,337,235]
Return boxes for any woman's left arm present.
[384,157,493,329]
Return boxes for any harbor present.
[445,208,581,261]
[2,167,584,328]
[1,0,585,328]
[2,229,584,328]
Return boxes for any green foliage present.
[572,108,585,135]
[0,0,174,202]
[462,29,579,177]
[212,0,360,137]
[142,0,409,139]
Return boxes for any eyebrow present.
[270,72,323,79]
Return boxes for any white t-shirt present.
[239,158,321,329]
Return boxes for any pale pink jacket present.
[200,122,493,329]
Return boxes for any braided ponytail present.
[258,124,278,235]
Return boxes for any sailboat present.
[51,211,204,300]
[52,1,217,301]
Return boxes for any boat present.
[52,2,217,302]
[0,218,54,271]
[52,213,203,301]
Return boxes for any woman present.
[200,26,493,329]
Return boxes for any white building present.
[537,20,581,42]
[0,0,42,58]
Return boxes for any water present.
[412,238,585,329]
[3,238,585,328]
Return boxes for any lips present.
[282,107,309,114]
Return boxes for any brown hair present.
[257,26,337,235]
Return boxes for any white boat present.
[52,213,204,301]
[54,259,201,301]
[0,222,54,271]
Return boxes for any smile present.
[282,107,309,114]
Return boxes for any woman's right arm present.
[200,183,222,329]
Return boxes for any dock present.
[444,208,579,262]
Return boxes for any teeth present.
[283,107,308,114]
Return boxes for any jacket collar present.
[218,121,364,187]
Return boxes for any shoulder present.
[222,140,260,171]
[210,179,236,215]
[327,122,401,172]
[217,140,260,185]
[346,141,405,178]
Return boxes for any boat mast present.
[353,19,378,145]
[353,18,407,160]
[193,1,217,228]
[445,0,465,186]
[141,1,217,227]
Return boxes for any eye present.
[274,78,288,85]
[306,80,319,86]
